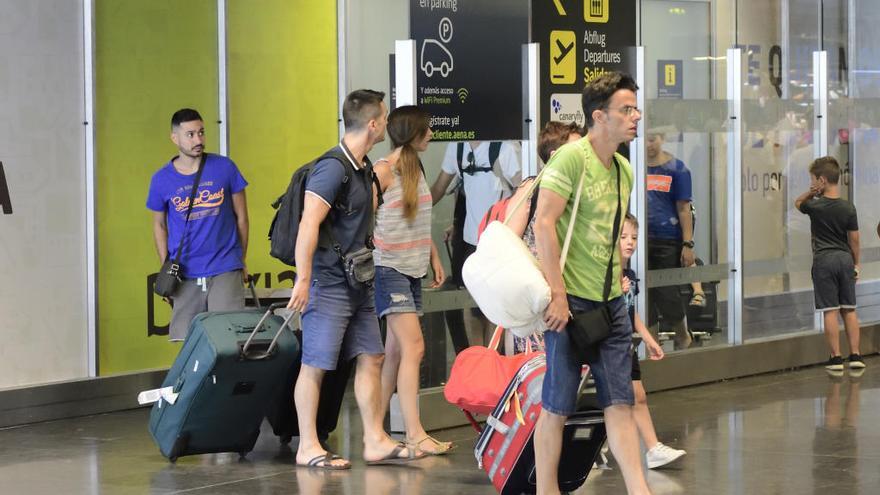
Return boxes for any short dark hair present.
[342,89,386,131]
[809,156,841,184]
[538,121,582,163]
[171,108,203,129]
[582,72,639,129]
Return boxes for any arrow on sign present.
[552,0,566,16]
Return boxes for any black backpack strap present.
[171,152,208,264]
[601,158,623,303]
[526,177,539,225]
[489,141,502,168]
[314,147,352,250]
[456,142,465,177]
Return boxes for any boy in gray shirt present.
[795,156,865,372]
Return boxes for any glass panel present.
[739,0,821,341]
[642,0,730,353]
[845,2,880,325]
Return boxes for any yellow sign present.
[584,0,609,23]
[665,64,676,86]
[550,30,576,84]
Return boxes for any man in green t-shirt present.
[534,72,652,495]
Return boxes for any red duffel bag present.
[444,325,542,415]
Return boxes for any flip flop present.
[365,442,426,466]
[297,452,351,470]
[414,436,455,456]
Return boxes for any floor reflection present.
[1,357,878,494]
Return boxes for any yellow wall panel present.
[226,0,339,290]
[96,0,219,374]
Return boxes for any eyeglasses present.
[608,105,642,117]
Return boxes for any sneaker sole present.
[825,364,844,371]
[647,451,686,469]
[848,368,866,378]
[849,361,866,369]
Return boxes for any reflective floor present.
[1,357,878,494]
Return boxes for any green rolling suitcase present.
[149,303,299,461]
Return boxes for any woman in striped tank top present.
[373,106,451,455]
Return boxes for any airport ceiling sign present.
[410,0,528,141]
[532,0,637,128]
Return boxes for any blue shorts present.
[542,295,634,415]
[374,266,423,318]
[301,280,384,370]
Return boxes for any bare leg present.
[534,409,565,495]
[356,353,415,462]
[632,380,659,449]
[605,405,653,495]
[387,313,450,454]
[295,365,349,468]
[671,319,691,350]
[379,328,401,419]
[823,309,842,356]
[840,308,860,356]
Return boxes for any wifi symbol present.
[457,87,469,103]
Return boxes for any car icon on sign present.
[420,40,454,78]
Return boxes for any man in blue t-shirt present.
[146,108,249,342]
[286,90,422,470]
[645,130,694,349]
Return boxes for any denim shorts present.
[301,280,384,370]
[542,295,634,414]
[374,266,423,318]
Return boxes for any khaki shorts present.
[169,270,244,341]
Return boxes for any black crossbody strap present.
[601,158,622,303]
[171,152,207,263]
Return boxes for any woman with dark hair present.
[373,105,451,455]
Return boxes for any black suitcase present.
[265,328,354,444]
[679,258,720,333]
[506,407,606,494]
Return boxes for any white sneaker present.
[646,442,686,469]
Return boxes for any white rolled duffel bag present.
[462,168,586,338]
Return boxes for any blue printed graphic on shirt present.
[646,158,692,240]
[146,154,248,278]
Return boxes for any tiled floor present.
[1,357,878,494]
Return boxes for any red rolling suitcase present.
[474,354,606,494]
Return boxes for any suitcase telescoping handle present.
[240,302,297,360]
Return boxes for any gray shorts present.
[169,270,245,341]
[812,251,857,312]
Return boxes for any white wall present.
[0,0,88,388]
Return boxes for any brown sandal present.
[414,436,454,456]
[689,292,706,307]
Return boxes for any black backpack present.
[268,147,354,266]
[456,141,502,176]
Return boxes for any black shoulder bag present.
[154,153,207,297]
[566,158,623,364]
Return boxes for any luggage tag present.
[137,386,178,405]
